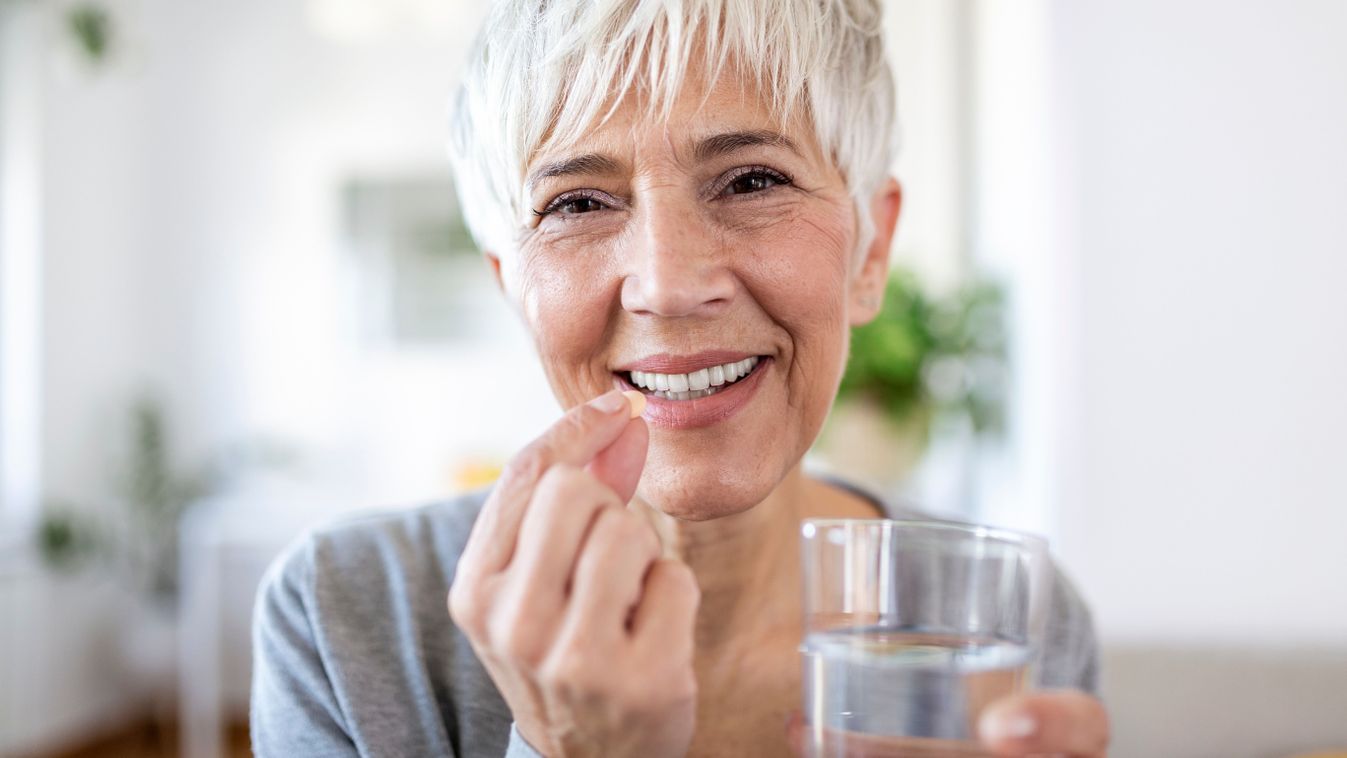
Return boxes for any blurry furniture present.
[1102,646,1347,757]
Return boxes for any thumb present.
[784,710,806,757]
[586,413,648,504]
[460,389,642,575]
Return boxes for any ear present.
[848,177,902,326]
[483,251,507,295]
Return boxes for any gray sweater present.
[251,485,1099,757]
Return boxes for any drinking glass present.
[800,519,1052,757]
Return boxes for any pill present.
[622,390,647,418]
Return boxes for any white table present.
[177,482,359,758]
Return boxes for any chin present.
[635,452,786,521]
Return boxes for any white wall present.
[1048,0,1347,648]
[884,0,972,292]
[0,0,44,543]
[973,3,1347,752]
[1,3,147,751]
[976,0,1347,649]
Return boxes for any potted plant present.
[814,268,1007,494]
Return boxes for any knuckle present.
[588,509,642,557]
[637,520,661,557]
[559,403,603,437]
[539,649,598,697]
[589,504,624,539]
[446,581,472,623]
[534,462,581,497]
[670,669,698,704]
[665,560,701,600]
[447,579,486,635]
[623,666,695,714]
[610,510,646,542]
[502,445,548,486]
[531,465,592,517]
[497,618,547,671]
[542,412,593,456]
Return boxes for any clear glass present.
[800,519,1052,757]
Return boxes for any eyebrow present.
[526,153,623,192]
[524,129,801,191]
[693,129,800,162]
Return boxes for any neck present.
[632,467,881,656]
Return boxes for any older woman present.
[251,0,1109,756]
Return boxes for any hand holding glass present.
[800,520,1051,756]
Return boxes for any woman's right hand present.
[448,390,701,758]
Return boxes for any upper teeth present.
[630,357,760,393]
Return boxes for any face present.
[497,72,896,521]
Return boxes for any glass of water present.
[800,519,1052,757]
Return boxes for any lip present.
[615,356,772,429]
[613,350,761,375]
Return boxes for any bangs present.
[530,0,828,160]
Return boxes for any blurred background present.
[1,0,1344,756]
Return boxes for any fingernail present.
[591,391,628,413]
[980,709,1036,740]
[622,390,646,418]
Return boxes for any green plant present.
[837,269,1007,435]
[66,4,113,63]
[36,501,101,571]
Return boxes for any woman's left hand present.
[976,689,1109,757]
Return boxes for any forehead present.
[527,67,823,172]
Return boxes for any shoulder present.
[257,486,493,619]
[252,487,511,755]
[278,486,489,572]
[309,487,489,573]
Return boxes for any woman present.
[251,0,1110,755]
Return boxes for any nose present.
[620,197,736,318]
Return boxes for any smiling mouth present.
[620,356,764,401]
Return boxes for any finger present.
[460,389,643,575]
[511,464,623,602]
[979,690,1110,757]
[631,558,700,656]
[565,508,662,638]
[585,414,648,504]
[784,710,806,757]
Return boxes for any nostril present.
[620,261,738,318]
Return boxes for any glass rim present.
[801,517,1049,551]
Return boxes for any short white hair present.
[447,0,897,265]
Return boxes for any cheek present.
[514,249,617,405]
[741,205,855,396]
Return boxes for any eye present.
[718,166,792,198]
[534,191,609,218]
[556,197,606,214]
